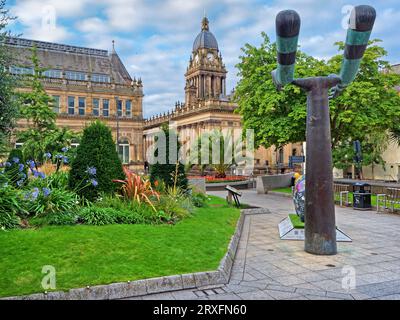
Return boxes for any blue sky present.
[6,0,400,118]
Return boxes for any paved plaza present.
[125,190,400,300]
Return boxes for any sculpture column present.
[293,76,341,255]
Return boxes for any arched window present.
[118,138,130,164]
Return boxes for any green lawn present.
[0,196,240,298]
[271,187,293,194]
[289,214,304,229]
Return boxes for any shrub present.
[30,212,78,227]
[4,149,28,187]
[24,187,80,217]
[156,186,194,222]
[190,192,208,208]
[150,126,188,190]
[95,195,163,224]
[77,207,118,226]
[69,121,124,201]
[29,170,69,190]
[0,184,25,229]
[0,211,20,230]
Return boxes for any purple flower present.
[0,162,4,168]
[55,154,63,159]
[90,179,98,187]
[32,170,45,179]
[31,188,39,200]
[63,156,69,164]
[44,152,52,159]
[20,173,27,179]
[16,179,24,187]
[42,188,51,197]
[18,164,25,172]
[12,157,20,164]
[26,160,35,169]
[86,166,97,176]
[5,162,11,167]
[62,147,69,153]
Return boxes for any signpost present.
[289,156,305,169]
[225,185,242,208]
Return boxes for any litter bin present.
[353,183,372,210]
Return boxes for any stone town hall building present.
[6,17,301,173]
[143,17,301,171]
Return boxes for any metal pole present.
[293,76,341,255]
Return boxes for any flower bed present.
[189,176,247,184]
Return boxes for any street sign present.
[289,156,305,168]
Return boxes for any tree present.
[235,33,400,170]
[0,1,17,156]
[149,124,188,190]
[68,121,125,201]
[16,46,75,165]
[17,46,58,164]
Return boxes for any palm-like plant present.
[186,130,251,178]
[114,167,160,212]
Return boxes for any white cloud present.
[8,0,399,116]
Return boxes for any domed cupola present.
[192,17,218,52]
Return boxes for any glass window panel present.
[44,69,62,78]
[52,95,60,113]
[92,98,99,116]
[125,100,132,118]
[9,66,34,75]
[117,100,122,117]
[68,96,75,115]
[102,99,109,117]
[78,97,85,115]
[65,71,86,81]
[92,74,110,83]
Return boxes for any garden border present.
[2,208,269,300]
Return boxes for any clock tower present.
[185,17,227,106]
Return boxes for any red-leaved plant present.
[113,167,160,212]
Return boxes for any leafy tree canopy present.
[234,33,400,169]
[0,0,17,156]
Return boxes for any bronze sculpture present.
[272,5,376,255]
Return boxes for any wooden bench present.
[225,185,242,208]
[333,184,351,207]
[377,188,400,213]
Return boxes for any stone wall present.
[256,173,293,194]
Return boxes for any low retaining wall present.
[1,208,269,300]
[256,173,293,194]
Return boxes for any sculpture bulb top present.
[272,10,301,88]
[275,10,301,37]
[349,5,376,32]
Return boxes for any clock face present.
[207,53,214,61]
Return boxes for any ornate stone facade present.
[6,37,144,169]
[143,18,301,174]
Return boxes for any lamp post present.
[272,6,376,255]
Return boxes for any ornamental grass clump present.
[113,167,160,212]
